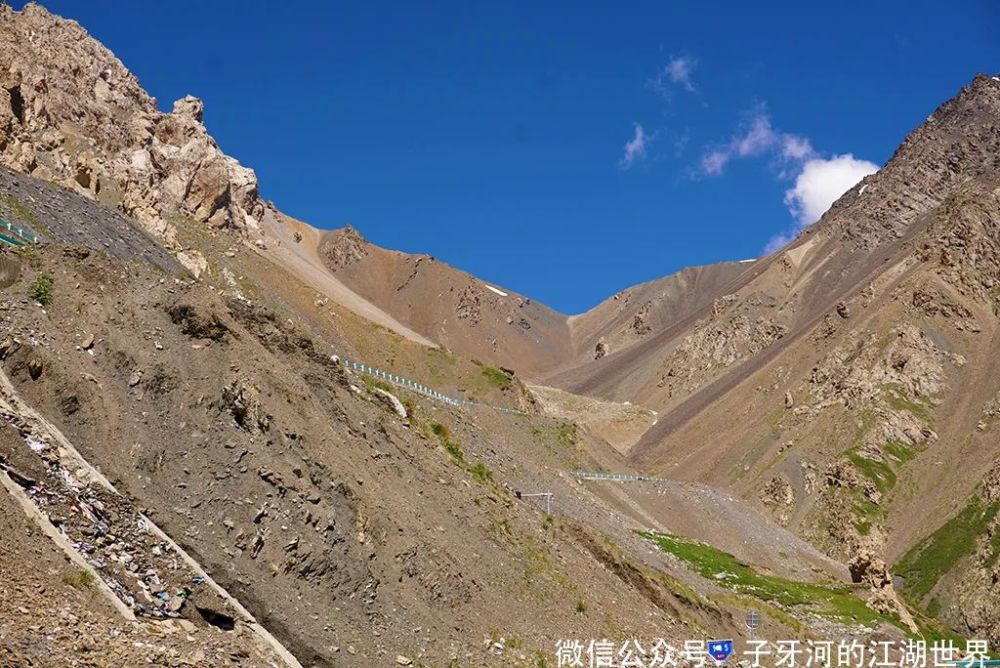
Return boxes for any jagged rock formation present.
[0,3,264,248]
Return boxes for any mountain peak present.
[812,73,1000,249]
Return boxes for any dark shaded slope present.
[0,165,178,271]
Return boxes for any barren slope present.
[596,73,1000,643]
[317,226,572,377]
[545,260,759,399]
[0,165,923,665]
[1,0,996,651]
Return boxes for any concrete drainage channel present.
[0,368,304,668]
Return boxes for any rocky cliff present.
[0,3,264,251]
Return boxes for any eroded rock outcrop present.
[806,325,958,456]
[849,530,918,633]
[0,3,265,244]
[656,296,787,397]
[220,379,272,434]
[319,226,370,270]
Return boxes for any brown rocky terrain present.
[316,226,572,378]
[588,74,1000,641]
[0,165,856,665]
[2,1,999,662]
[310,226,755,382]
[0,222,881,666]
[0,239,706,666]
[300,73,1000,645]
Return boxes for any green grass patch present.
[0,192,47,235]
[883,441,918,465]
[62,569,95,590]
[29,272,54,305]
[926,597,942,617]
[428,421,464,460]
[469,461,492,483]
[895,495,1000,604]
[881,384,934,423]
[481,365,513,390]
[851,490,888,536]
[847,452,897,493]
[557,422,577,447]
[638,530,889,626]
[361,374,392,393]
[444,440,464,462]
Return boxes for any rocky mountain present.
[0,154,864,667]
[0,2,264,274]
[574,73,1000,642]
[317,226,572,378]
[282,73,1000,647]
[2,1,1000,664]
[305,225,755,381]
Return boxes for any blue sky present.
[19,1,1000,313]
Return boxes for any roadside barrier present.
[571,471,672,484]
[0,218,38,247]
[340,357,526,415]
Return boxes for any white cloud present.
[664,57,697,92]
[734,113,776,157]
[697,108,814,177]
[762,232,795,255]
[780,135,815,161]
[699,150,728,176]
[649,56,698,98]
[619,123,649,170]
[698,110,878,253]
[764,153,879,252]
[783,154,879,225]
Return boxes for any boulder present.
[220,379,271,433]
[176,250,209,279]
[372,387,408,419]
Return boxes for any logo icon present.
[708,639,734,662]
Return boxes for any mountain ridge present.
[3,1,1000,658]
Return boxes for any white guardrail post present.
[338,358,526,416]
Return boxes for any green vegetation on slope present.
[840,440,919,534]
[361,374,393,393]
[638,530,889,626]
[880,384,935,424]
[481,364,513,390]
[895,495,1000,605]
[845,440,919,495]
[848,451,898,493]
[0,192,47,235]
[29,272,54,305]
